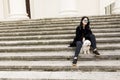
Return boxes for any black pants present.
[73,34,97,64]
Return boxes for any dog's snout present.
[87,45,90,47]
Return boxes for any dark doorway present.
[26,0,31,18]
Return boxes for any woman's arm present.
[86,26,92,34]
[76,26,82,41]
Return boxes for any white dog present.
[82,39,91,54]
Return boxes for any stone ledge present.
[0,71,119,80]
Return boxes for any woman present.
[69,16,100,66]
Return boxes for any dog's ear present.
[89,42,91,45]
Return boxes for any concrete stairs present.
[0,15,120,80]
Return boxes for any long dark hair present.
[79,16,90,29]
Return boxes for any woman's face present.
[82,18,88,26]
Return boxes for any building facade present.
[0,0,120,20]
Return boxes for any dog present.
[81,39,91,54]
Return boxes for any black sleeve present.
[76,26,82,41]
[86,26,92,34]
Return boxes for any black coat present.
[69,25,92,47]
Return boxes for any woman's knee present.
[76,41,82,46]
[90,34,95,38]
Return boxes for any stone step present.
[0,25,119,33]
[0,50,119,61]
[0,43,119,48]
[25,19,120,24]
[0,21,120,29]
[0,71,120,80]
[0,50,119,56]
[0,60,119,71]
[3,16,120,24]
[0,23,120,30]
[1,17,120,26]
[21,19,120,25]
[0,27,119,34]
[1,14,120,24]
[0,33,119,41]
[0,44,119,52]
[0,38,119,46]
[0,28,120,36]
[1,19,120,27]
[0,23,120,29]
[0,31,115,37]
